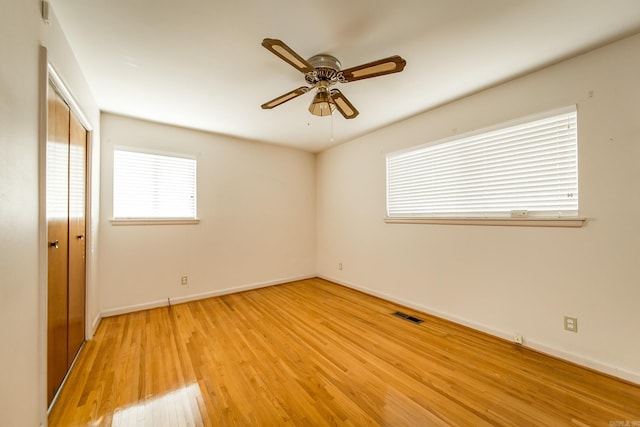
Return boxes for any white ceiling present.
[51,0,640,152]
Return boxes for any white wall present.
[99,114,316,313]
[0,0,100,425]
[317,33,640,383]
[0,2,42,424]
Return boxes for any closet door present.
[46,81,88,405]
[47,83,70,404]
[68,112,86,365]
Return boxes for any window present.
[113,147,197,220]
[387,106,578,220]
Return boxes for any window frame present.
[111,146,199,225]
[385,106,585,227]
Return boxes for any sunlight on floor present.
[111,383,203,427]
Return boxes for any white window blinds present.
[113,148,197,219]
[387,107,578,218]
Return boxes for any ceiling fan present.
[261,38,406,119]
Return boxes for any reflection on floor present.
[111,383,203,426]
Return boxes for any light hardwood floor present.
[49,278,640,426]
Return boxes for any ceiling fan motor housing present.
[305,54,341,85]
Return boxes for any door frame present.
[38,46,97,414]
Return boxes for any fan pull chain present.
[330,110,334,142]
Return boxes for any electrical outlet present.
[513,334,523,345]
[338,263,343,270]
[181,276,188,286]
[564,316,578,332]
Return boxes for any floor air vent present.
[393,311,424,324]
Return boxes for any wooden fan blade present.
[330,89,359,119]
[340,55,406,82]
[262,38,315,74]
[261,87,310,109]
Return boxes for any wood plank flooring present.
[49,278,640,426]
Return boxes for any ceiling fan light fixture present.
[308,81,335,117]
[308,90,335,116]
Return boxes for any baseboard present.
[100,274,316,318]
[318,274,640,386]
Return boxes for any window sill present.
[384,217,586,228]
[110,218,200,226]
